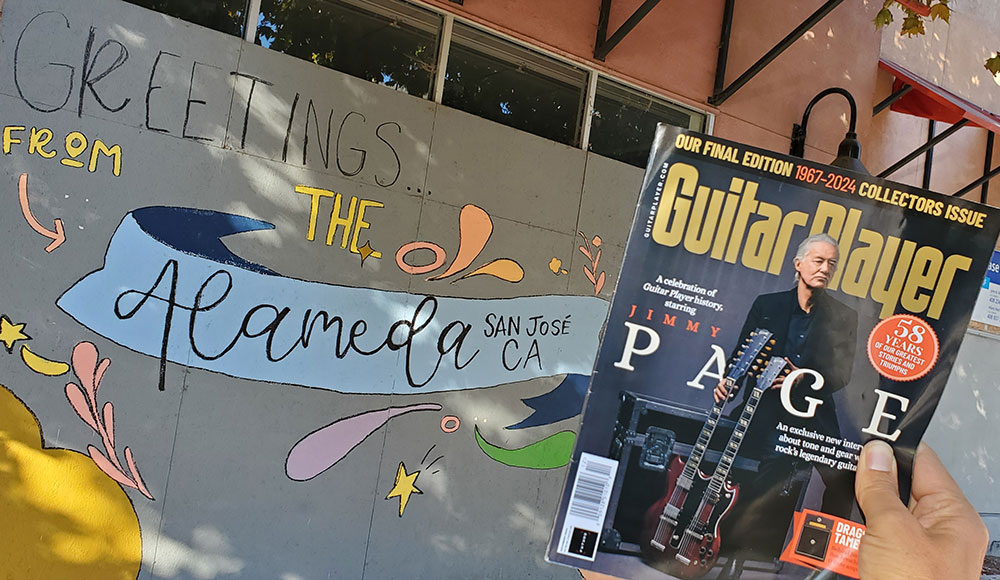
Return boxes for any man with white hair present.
[714,233,858,560]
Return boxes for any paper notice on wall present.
[970,251,1000,333]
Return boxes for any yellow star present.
[385,462,422,517]
[358,241,377,266]
[0,316,30,353]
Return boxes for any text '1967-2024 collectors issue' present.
[546,125,1000,580]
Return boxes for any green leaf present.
[875,8,894,28]
[901,13,926,36]
[929,3,950,22]
[986,54,1000,76]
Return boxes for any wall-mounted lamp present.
[790,87,869,175]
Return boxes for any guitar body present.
[639,457,715,569]
[663,479,739,579]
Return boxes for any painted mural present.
[0,0,639,578]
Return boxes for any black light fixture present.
[790,87,869,175]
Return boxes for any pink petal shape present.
[103,402,115,448]
[94,358,111,394]
[286,403,441,481]
[428,205,492,280]
[72,342,99,399]
[124,447,154,500]
[595,271,606,295]
[65,383,99,432]
[87,445,137,490]
[578,245,592,260]
[593,249,602,270]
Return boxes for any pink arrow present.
[18,173,65,253]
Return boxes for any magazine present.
[546,125,1000,579]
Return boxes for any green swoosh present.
[475,426,575,469]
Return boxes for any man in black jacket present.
[714,233,858,556]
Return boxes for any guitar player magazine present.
[546,125,1000,580]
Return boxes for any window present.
[589,78,707,168]
[123,0,248,37]
[443,23,588,147]
[119,0,711,157]
[256,0,441,98]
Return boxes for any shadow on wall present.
[0,384,141,580]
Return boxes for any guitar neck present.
[705,384,764,503]
[678,378,732,483]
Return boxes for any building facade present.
[1,0,998,578]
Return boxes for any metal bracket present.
[709,0,846,106]
[594,0,664,61]
[878,119,969,178]
[873,84,914,116]
[639,426,675,471]
[953,151,1000,198]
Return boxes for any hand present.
[769,357,798,389]
[855,440,988,580]
[713,379,731,403]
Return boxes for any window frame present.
[155,0,716,155]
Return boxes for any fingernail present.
[866,440,894,472]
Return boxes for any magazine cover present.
[546,124,1000,580]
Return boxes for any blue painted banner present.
[58,207,608,394]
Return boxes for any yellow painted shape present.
[20,345,70,376]
[0,384,141,580]
[385,462,422,517]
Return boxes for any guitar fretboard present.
[678,383,729,485]
[706,385,763,502]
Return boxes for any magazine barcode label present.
[556,453,618,562]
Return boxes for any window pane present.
[123,0,247,37]
[443,23,587,147]
[590,78,706,168]
[257,0,441,99]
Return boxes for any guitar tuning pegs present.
[764,345,772,351]
[769,339,776,344]
[752,365,759,370]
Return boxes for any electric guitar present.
[640,329,773,560]
[664,357,790,579]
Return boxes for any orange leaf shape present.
[72,341,99,400]
[593,249,601,270]
[94,358,111,394]
[583,265,596,284]
[595,271,606,294]
[592,235,602,247]
[460,259,524,282]
[125,447,155,500]
[66,383,99,432]
[428,205,492,280]
[578,245,592,260]
[103,402,115,448]
[87,445,137,490]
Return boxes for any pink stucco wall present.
[420,0,1000,207]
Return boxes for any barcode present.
[557,453,618,562]
[568,461,613,520]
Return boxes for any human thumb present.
[855,440,908,521]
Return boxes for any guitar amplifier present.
[599,390,762,556]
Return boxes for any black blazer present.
[731,288,858,453]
